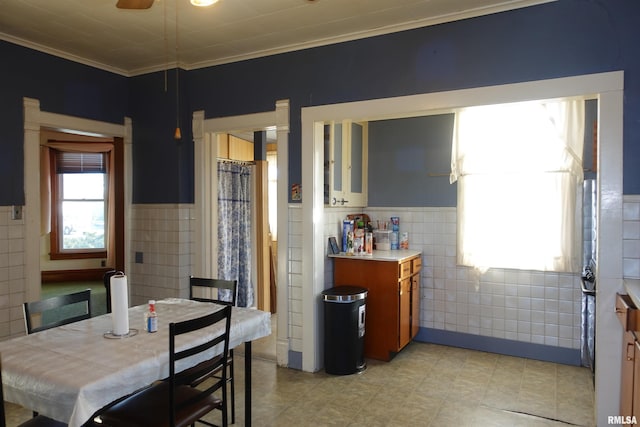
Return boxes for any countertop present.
[624,278,640,308]
[328,249,422,262]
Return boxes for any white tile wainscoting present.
[322,207,581,353]
[0,194,639,353]
[128,204,195,307]
[623,195,640,279]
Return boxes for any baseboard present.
[288,350,303,370]
[42,268,113,283]
[415,327,582,366]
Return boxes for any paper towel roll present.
[110,274,130,336]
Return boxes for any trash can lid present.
[322,286,367,302]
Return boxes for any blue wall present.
[2,0,639,206]
[0,41,128,206]
[368,115,456,207]
[185,0,639,202]
[129,70,193,203]
[366,99,598,207]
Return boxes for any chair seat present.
[97,381,222,427]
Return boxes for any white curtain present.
[450,99,585,273]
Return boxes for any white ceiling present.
[1,0,553,76]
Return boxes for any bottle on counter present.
[365,232,373,256]
[390,216,400,250]
[145,300,158,333]
[354,221,365,255]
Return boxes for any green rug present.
[40,281,107,325]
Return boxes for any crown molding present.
[3,0,555,76]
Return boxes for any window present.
[50,151,108,259]
[450,99,585,273]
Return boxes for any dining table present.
[0,298,271,427]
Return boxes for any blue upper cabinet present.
[325,120,368,208]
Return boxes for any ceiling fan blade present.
[116,0,154,9]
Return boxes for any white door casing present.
[193,100,290,366]
[301,72,623,426]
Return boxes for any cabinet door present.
[324,122,343,204]
[634,340,640,416]
[399,278,411,349]
[621,330,635,416]
[325,120,367,207]
[346,121,368,207]
[411,273,420,339]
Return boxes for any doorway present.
[22,97,132,307]
[301,72,622,425]
[192,100,290,366]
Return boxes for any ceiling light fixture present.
[190,0,219,6]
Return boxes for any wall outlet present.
[135,251,144,264]
[11,205,22,220]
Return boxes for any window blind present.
[55,151,106,174]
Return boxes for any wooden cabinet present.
[634,340,640,414]
[324,120,368,207]
[333,252,421,361]
[616,293,640,417]
[411,256,421,340]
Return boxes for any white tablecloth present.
[0,298,271,427]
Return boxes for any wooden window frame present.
[49,151,108,260]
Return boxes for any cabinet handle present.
[331,197,349,206]
[627,342,635,361]
[616,308,624,313]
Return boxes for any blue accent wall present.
[185,0,640,202]
[2,0,640,205]
[129,70,193,204]
[0,41,127,206]
[368,115,456,207]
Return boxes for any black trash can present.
[322,285,367,375]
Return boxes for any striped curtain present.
[217,161,254,307]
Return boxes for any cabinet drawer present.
[412,257,422,273]
[616,293,640,332]
[399,261,411,279]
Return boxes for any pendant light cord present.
[163,0,168,92]
[174,0,181,139]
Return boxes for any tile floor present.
[5,341,595,427]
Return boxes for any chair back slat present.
[23,289,92,334]
[189,276,238,306]
[168,305,232,423]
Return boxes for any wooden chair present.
[23,289,92,334]
[0,355,68,427]
[92,305,232,427]
[189,277,238,423]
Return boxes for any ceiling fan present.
[116,0,154,9]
